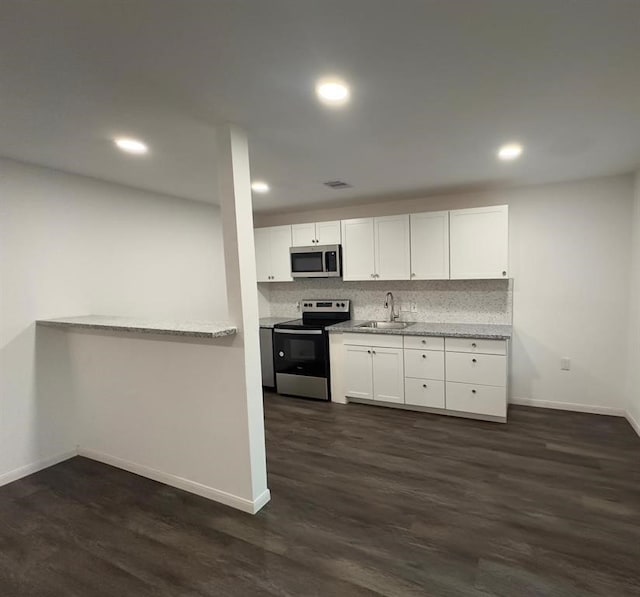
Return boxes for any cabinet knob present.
[502,271,507,276]
[472,358,477,363]
[372,350,376,355]
[472,389,477,394]
[422,384,427,388]
[471,343,477,348]
[411,273,416,277]
[422,354,426,359]
[367,350,371,354]
[371,273,375,278]
[421,339,426,344]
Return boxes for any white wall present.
[626,171,640,433]
[256,175,634,414]
[0,158,228,483]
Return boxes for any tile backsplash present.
[259,279,512,324]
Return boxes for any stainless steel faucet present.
[384,292,399,322]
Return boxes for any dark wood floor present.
[1,394,639,596]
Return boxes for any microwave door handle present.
[324,250,330,273]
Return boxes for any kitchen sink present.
[358,321,409,330]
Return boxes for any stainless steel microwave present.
[290,244,342,278]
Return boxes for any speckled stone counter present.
[37,315,237,339]
[259,317,296,329]
[328,320,512,339]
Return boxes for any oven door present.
[273,328,329,400]
[273,329,328,377]
[290,248,326,278]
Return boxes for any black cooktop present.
[273,299,351,331]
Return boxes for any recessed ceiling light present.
[497,143,523,161]
[251,181,270,193]
[114,137,148,155]
[315,78,350,106]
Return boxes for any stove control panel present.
[300,299,350,313]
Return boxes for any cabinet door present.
[410,211,449,280]
[269,225,293,282]
[254,227,272,282]
[374,215,411,280]
[316,220,342,244]
[372,347,404,403]
[449,205,508,279]
[342,218,375,281]
[291,223,316,247]
[344,345,373,399]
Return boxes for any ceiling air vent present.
[323,180,352,189]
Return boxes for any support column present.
[217,124,270,512]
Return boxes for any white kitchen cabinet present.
[342,215,410,281]
[316,220,342,244]
[338,332,509,421]
[410,211,449,280]
[344,344,374,399]
[374,215,411,281]
[254,225,293,282]
[372,347,405,403]
[449,205,509,279]
[342,218,376,281]
[344,336,404,404]
[291,223,316,247]
[405,378,445,408]
[445,382,506,418]
[291,220,341,246]
[254,227,272,283]
[404,349,445,380]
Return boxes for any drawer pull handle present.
[472,358,477,363]
[471,343,477,348]
[472,389,477,394]
[422,384,427,388]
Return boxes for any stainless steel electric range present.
[273,299,350,401]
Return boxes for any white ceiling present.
[1,0,639,213]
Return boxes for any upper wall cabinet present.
[342,215,410,281]
[255,225,293,282]
[291,220,341,246]
[410,211,449,280]
[449,205,509,279]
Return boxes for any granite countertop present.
[328,320,512,339]
[259,316,296,329]
[36,315,238,339]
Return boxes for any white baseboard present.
[626,410,640,437]
[0,449,78,488]
[77,448,270,514]
[509,397,625,417]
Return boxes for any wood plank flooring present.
[1,393,639,596]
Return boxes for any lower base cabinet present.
[342,332,509,421]
[404,378,445,408]
[344,336,404,404]
[445,382,506,418]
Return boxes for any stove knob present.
[278,351,285,357]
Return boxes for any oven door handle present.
[274,328,323,335]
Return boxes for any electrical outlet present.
[410,302,418,313]
[561,357,571,371]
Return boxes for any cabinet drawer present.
[445,352,506,387]
[405,379,445,408]
[342,333,403,349]
[446,382,506,418]
[445,337,506,355]
[403,336,444,351]
[404,349,444,380]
